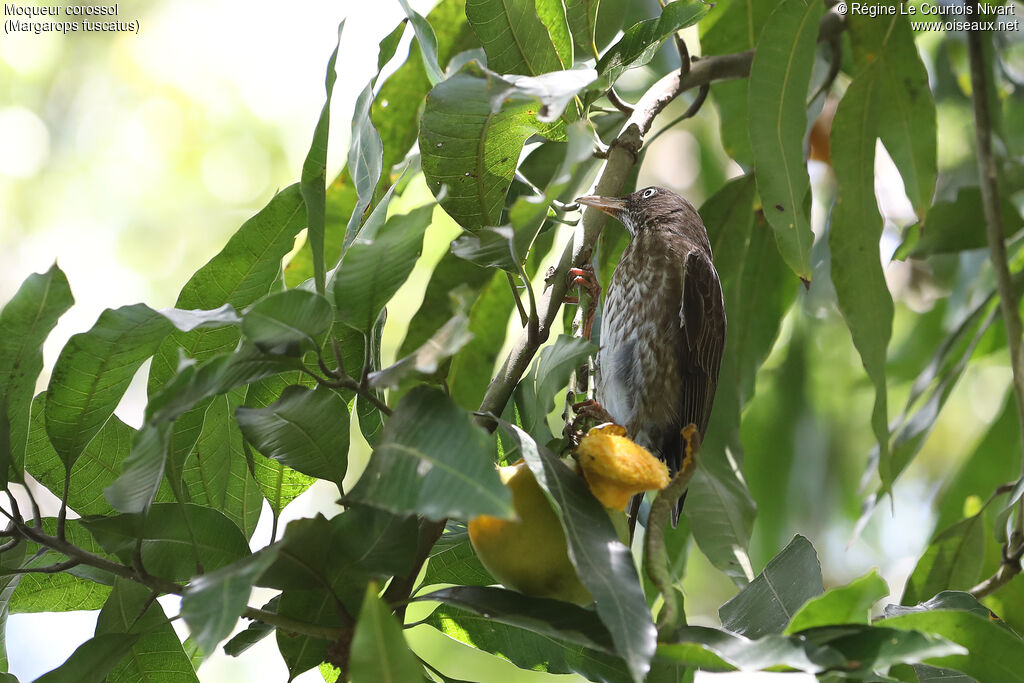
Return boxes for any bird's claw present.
[564,265,601,340]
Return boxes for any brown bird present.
[576,186,726,522]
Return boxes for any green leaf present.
[902,515,985,606]
[426,604,631,683]
[370,312,472,391]
[33,633,139,683]
[851,11,936,221]
[236,385,349,487]
[180,392,263,538]
[420,66,556,231]
[46,305,172,470]
[333,204,433,333]
[878,610,1024,682]
[275,588,346,679]
[181,546,281,655]
[419,586,616,652]
[420,523,496,587]
[301,22,342,294]
[0,264,73,483]
[829,66,893,490]
[0,538,26,672]
[699,0,775,164]
[223,596,278,657]
[785,570,889,633]
[597,1,708,84]
[512,335,597,444]
[372,0,479,185]
[349,585,425,683]
[343,81,385,249]
[25,394,173,517]
[658,625,844,673]
[719,535,823,638]
[496,67,598,123]
[357,311,388,447]
[103,422,173,515]
[748,0,824,282]
[565,0,600,57]
[506,424,655,683]
[902,187,1023,258]
[451,226,520,272]
[11,519,113,614]
[241,289,334,353]
[81,503,250,582]
[397,254,492,359]
[683,447,757,585]
[346,387,512,521]
[95,578,198,682]
[802,624,965,672]
[148,183,306,395]
[466,0,570,75]
[398,0,443,85]
[885,591,995,619]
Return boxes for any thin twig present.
[646,83,710,146]
[57,472,70,541]
[507,272,529,326]
[0,559,81,576]
[965,3,1024,597]
[606,88,635,115]
[299,366,394,416]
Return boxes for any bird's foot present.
[564,265,601,339]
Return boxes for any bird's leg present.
[565,265,601,340]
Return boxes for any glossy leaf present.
[659,626,844,673]
[597,1,708,84]
[565,0,600,57]
[748,0,824,282]
[343,81,385,249]
[103,422,173,514]
[398,0,443,85]
[181,546,281,655]
[420,66,557,231]
[506,424,655,682]
[451,226,519,272]
[465,0,570,75]
[512,335,597,444]
[419,586,616,652]
[25,394,172,517]
[902,515,985,606]
[357,310,388,447]
[95,578,198,682]
[333,204,433,333]
[495,67,597,123]
[901,187,1023,258]
[699,0,775,164]
[223,596,279,657]
[349,585,425,683]
[829,67,893,489]
[801,624,965,672]
[236,385,349,486]
[33,633,139,683]
[275,588,346,679]
[878,610,1024,682]
[851,11,936,220]
[0,264,74,483]
[719,535,823,638]
[684,448,757,585]
[346,387,512,521]
[426,604,632,683]
[148,184,306,394]
[370,312,472,391]
[81,503,251,582]
[785,570,888,633]
[45,304,172,470]
[420,523,495,588]
[301,22,342,294]
[884,591,995,619]
[240,289,334,352]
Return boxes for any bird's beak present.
[576,194,627,218]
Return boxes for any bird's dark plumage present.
[576,186,726,516]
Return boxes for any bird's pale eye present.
[642,188,656,199]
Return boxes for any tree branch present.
[965,6,1024,597]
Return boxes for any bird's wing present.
[679,249,727,437]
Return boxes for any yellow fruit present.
[468,461,592,605]
[576,424,670,509]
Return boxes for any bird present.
[575,186,726,524]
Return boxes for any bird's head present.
[576,186,701,237]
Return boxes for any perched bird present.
[575,186,726,522]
